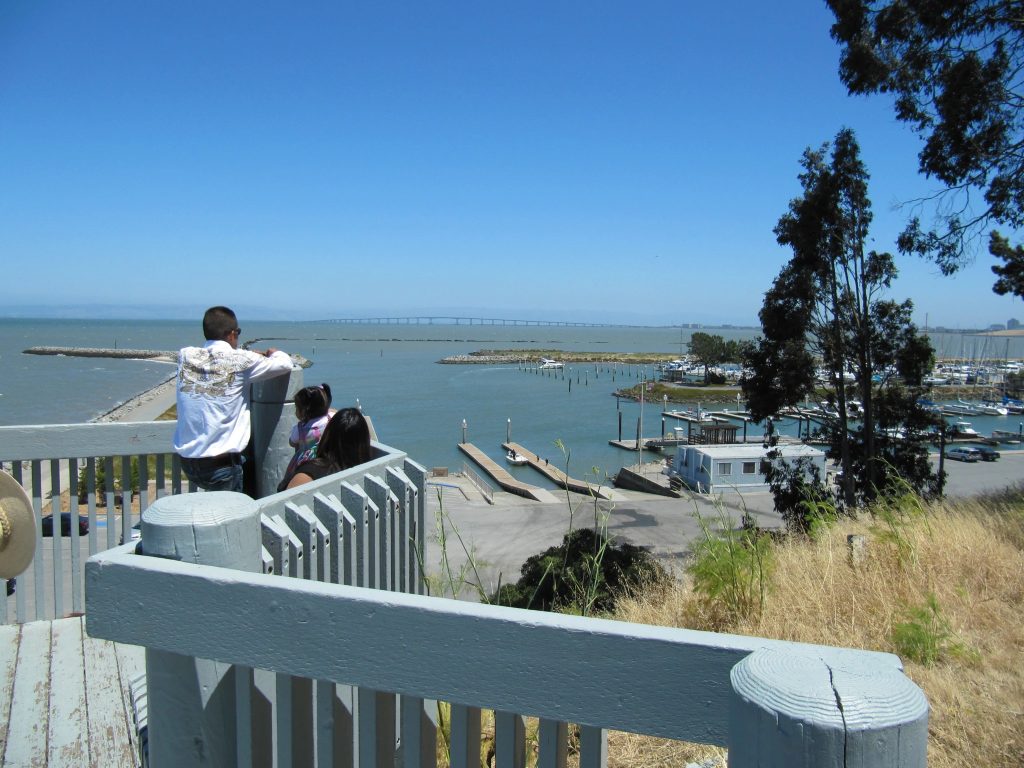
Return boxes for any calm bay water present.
[2,319,1022,486]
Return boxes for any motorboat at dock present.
[505,449,529,465]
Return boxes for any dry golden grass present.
[610,495,1024,768]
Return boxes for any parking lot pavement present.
[423,451,1023,599]
[934,449,1024,498]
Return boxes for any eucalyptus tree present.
[828,0,1024,297]
[742,128,937,517]
[688,332,739,384]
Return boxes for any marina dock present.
[456,443,560,502]
[502,442,618,500]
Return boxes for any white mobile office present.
[672,442,826,493]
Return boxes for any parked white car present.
[946,446,980,463]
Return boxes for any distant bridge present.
[317,316,633,327]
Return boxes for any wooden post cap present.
[141,491,262,572]
[728,647,928,767]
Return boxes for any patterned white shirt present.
[172,340,293,458]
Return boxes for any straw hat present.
[0,470,36,579]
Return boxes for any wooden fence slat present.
[103,456,116,551]
[276,672,294,768]
[399,694,435,768]
[260,514,290,576]
[49,616,88,765]
[494,710,526,768]
[31,464,45,622]
[311,493,344,585]
[400,459,428,595]
[284,503,317,581]
[235,665,254,768]
[340,483,370,588]
[537,719,568,768]
[48,460,65,619]
[138,452,150,512]
[356,687,377,768]
[86,458,98,557]
[69,458,84,615]
[449,704,481,768]
[364,476,394,592]
[578,725,607,768]
[120,455,132,550]
[374,692,396,768]
[333,684,355,768]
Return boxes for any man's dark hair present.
[203,306,238,341]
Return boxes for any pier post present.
[141,492,264,767]
[728,647,928,767]
[507,418,511,443]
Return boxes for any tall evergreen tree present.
[828,0,1024,297]
[742,128,938,520]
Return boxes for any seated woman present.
[283,408,372,489]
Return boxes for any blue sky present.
[1,1,1020,328]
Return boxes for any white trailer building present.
[671,442,826,493]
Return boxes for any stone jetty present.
[24,346,176,361]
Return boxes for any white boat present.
[505,450,528,466]
[950,420,980,438]
[976,400,1009,416]
[539,358,564,370]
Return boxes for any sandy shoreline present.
[92,373,177,423]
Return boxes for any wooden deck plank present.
[83,632,139,768]
[49,617,88,767]
[0,624,20,761]
[5,620,51,767]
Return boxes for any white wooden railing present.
[86,466,928,768]
[0,420,413,625]
[0,421,186,623]
[5,419,929,767]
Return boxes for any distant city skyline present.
[1,1,1021,327]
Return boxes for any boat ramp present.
[457,442,618,501]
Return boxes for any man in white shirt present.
[173,306,294,492]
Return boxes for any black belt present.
[184,452,241,469]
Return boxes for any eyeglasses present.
[232,328,242,336]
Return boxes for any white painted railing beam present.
[86,546,909,748]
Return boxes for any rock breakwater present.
[24,346,176,361]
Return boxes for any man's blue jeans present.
[180,454,245,492]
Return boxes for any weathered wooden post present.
[141,492,264,767]
[251,366,304,497]
[728,647,928,767]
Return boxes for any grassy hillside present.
[608,488,1024,768]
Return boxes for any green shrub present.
[688,507,773,624]
[489,527,666,615]
[890,593,975,665]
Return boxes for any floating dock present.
[502,442,618,500]
[457,443,560,502]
